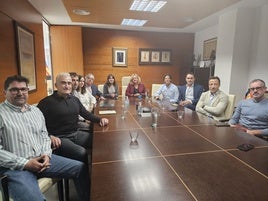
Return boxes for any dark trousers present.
[54,130,92,165]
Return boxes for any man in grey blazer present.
[178,73,204,110]
[196,76,228,119]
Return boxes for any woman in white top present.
[76,75,96,112]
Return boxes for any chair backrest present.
[122,76,131,86]
[151,84,162,97]
[264,91,268,99]
[214,94,236,121]
[121,86,127,98]
[121,76,131,97]
[225,94,236,119]
[98,84,104,94]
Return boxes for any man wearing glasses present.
[0,75,90,201]
[229,79,268,136]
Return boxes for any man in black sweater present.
[38,72,109,165]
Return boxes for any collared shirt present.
[185,84,194,101]
[0,100,52,170]
[86,86,92,94]
[210,92,215,105]
[155,83,179,103]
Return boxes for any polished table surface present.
[91,98,268,201]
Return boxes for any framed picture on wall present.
[203,37,217,61]
[112,47,128,67]
[139,49,150,64]
[151,50,160,63]
[139,48,172,65]
[14,22,37,91]
[161,50,171,64]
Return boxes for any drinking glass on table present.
[177,110,184,119]
[129,129,139,143]
[121,104,127,119]
[151,107,159,127]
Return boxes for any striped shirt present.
[0,100,52,170]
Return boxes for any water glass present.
[177,110,184,119]
[129,129,139,143]
[121,105,126,119]
[137,102,142,116]
[151,107,159,127]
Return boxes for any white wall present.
[215,9,237,94]
[194,25,218,61]
[248,5,268,84]
[194,4,268,105]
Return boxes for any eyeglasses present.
[8,87,29,94]
[249,87,263,91]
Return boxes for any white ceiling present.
[28,0,268,33]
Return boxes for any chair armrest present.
[0,175,9,201]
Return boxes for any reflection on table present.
[91,97,268,201]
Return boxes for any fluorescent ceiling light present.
[73,9,90,15]
[121,19,147,26]
[130,0,167,12]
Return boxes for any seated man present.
[178,73,204,110]
[85,73,105,100]
[0,75,90,201]
[229,79,268,136]
[196,76,228,119]
[37,72,109,166]
[154,74,179,103]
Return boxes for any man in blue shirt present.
[154,74,179,103]
[229,79,268,136]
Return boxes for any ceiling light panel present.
[130,0,167,12]
[121,19,148,26]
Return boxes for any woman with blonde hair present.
[125,73,146,97]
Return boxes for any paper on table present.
[99,110,116,115]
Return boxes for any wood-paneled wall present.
[82,28,194,95]
[50,26,84,78]
[0,0,47,104]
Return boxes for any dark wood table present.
[91,98,268,201]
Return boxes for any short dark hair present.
[69,72,78,77]
[4,75,29,90]
[163,74,172,80]
[209,76,220,85]
[186,72,195,78]
[249,79,266,87]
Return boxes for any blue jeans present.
[0,154,90,201]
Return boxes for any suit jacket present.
[196,90,228,119]
[178,84,204,110]
[89,84,103,98]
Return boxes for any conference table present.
[90,98,268,201]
